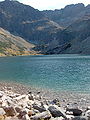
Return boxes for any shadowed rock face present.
[44,19,90,54]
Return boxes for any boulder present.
[30,111,51,120]
[33,104,46,112]
[85,110,90,120]
[48,105,67,119]
[66,107,82,116]
[72,116,86,120]
[3,106,17,116]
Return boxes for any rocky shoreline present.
[0,82,90,120]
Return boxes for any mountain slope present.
[0,0,62,45]
[45,18,90,54]
[42,3,90,27]
[0,27,38,56]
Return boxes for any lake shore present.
[0,81,90,120]
[0,81,90,110]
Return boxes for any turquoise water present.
[0,54,90,92]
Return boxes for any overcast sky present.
[1,0,90,10]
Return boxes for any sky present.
[19,0,90,10]
[1,0,90,10]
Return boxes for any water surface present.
[0,54,90,93]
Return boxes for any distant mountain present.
[42,3,90,27]
[0,0,62,45]
[0,27,38,56]
[44,18,90,54]
[0,0,90,55]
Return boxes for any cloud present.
[19,0,90,10]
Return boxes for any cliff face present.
[0,27,38,56]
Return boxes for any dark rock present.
[66,107,82,116]
[18,110,27,119]
[3,106,17,117]
[72,116,86,120]
[48,105,67,119]
[33,104,46,112]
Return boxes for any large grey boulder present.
[48,105,67,119]
[66,106,82,116]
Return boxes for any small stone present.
[15,106,22,113]
[0,108,6,116]
[18,110,27,119]
[87,107,90,110]
[0,115,5,120]
[85,110,90,119]
[50,117,65,120]
[28,94,34,100]
[0,93,3,98]
[5,117,19,120]
[22,114,30,120]
[14,95,26,101]
[28,110,35,117]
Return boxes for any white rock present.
[85,110,90,118]
[0,93,3,98]
[14,95,26,101]
[0,108,6,115]
[22,114,30,120]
